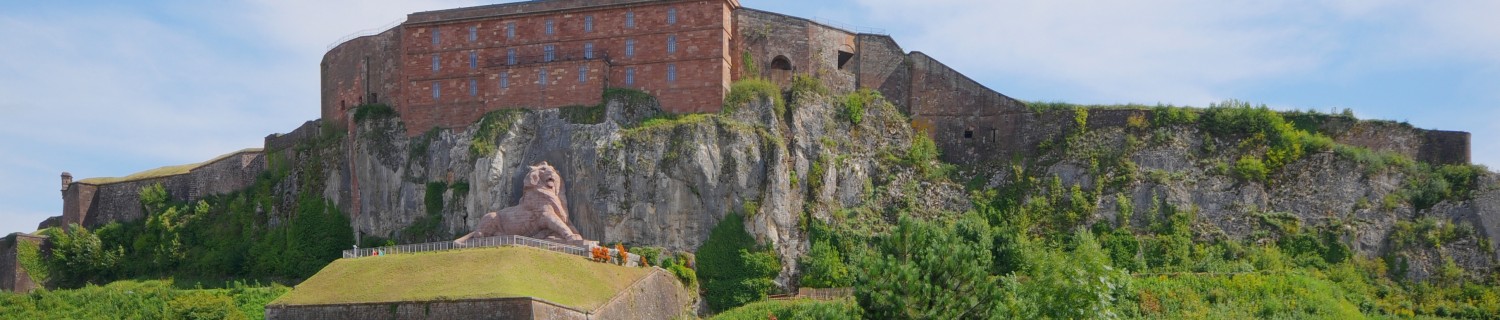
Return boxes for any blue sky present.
[2,0,1498,235]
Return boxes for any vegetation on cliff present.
[0,280,286,320]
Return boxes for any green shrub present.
[44,224,123,288]
[800,242,852,288]
[352,104,396,122]
[709,298,862,320]
[840,89,881,125]
[558,103,606,124]
[1233,156,1269,183]
[167,291,245,320]
[15,238,49,286]
[425,182,448,215]
[724,78,783,115]
[789,74,827,97]
[1152,105,1199,127]
[699,212,782,312]
[469,109,529,157]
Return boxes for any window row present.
[431,8,680,45]
[429,36,678,72]
[428,64,679,99]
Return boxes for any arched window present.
[770,55,793,71]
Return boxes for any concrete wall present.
[265,297,586,320]
[0,233,45,293]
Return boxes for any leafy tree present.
[43,225,123,287]
[699,212,782,311]
[855,216,1004,319]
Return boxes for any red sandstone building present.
[324,0,741,134]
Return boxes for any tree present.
[855,216,1004,319]
[45,224,123,288]
[699,212,782,311]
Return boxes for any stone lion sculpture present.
[454,161,585,245]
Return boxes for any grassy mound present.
[269,246,651,310]
[78,148,263,185]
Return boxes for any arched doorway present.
[769,55,794,84]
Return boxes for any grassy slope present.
[268,246,651,310]
[78,147,263,184]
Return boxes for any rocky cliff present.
[322,88,967,285]
[274,88,1496,285]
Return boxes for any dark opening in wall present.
[369,93,379,104]
[837,51,854,70]
[964,129,974,139]
[341,100,346,110]
[770,55,793,71]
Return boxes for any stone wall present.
[589,269,695,320]
[322,28,404,130]
[57,149,267,229]
[904,52,1030,165]
[736,8,859,92]
[265,120,325,152]
[1313,117,1471,166]
[0,233,44,293]
[265,297,585,320]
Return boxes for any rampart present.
[54,148,267,230]
[265,268,691,320]
[0,233,45,293]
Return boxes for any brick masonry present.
[325,0,740,136]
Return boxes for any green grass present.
[709,298,861,320]
[78,148,263,185]
[268,246,652,310]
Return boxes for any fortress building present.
[323,0,743,133]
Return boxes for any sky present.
[2,0,1498,235]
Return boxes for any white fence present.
[342,235,640,266]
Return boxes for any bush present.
[558,103,606,125]
[800,242,852,288]
[469,109,529,157]
[167,291,245,320]
[841,89,882,125]
[724,78,784,115]
[1151,105,1199,128]
[856,216,1003,319]
[789,74,827,97]
[352,104,396,122]
[699,212,782,312]
[44,224,122,288]
[1233,156,1269,183]
[709,298,862,320]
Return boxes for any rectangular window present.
[668,8,677,25]
[500,72,510,88]
[507,48,516,65]
[432,82,441,99]
[506,22,516,39]
[625,12,635,28]
[468,51,477,69]
[545,19,555,35]
[578,66,588,83]
[468,26,477,42]
[432,55,440,71]
[431,28,440,45]
[625,67,635,86]
[469,79,477,96]
[667,35,677,54]
[544,45,556,62]
[584,43,594,59]
[538,69,548,88]
[625,39,635,57]
[667,64,677,82]
[585,16,594,32]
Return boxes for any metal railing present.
[810,17,887,35]
[342,235,640,266]
[326,18,405,51]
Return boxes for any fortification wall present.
[265,297,585,320]
[0,233,45,293]
[854,34,909,108]
[265,120,325,152]
[59,149,268,229]
[322,28,404,130]
[736,9,858,92]
[906,52,1030,165]
[1312,117,1471,166]
[590,269,695,320]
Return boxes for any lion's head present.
[524,161,563,193]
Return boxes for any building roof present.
[406,0,739,25]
